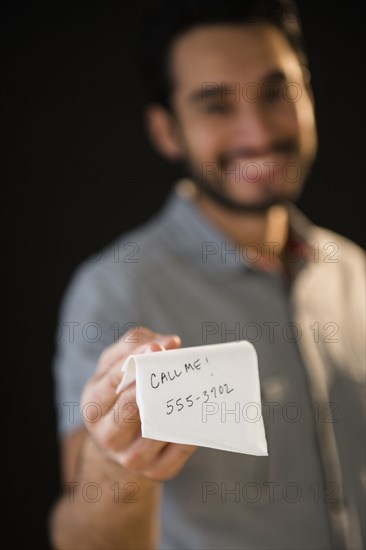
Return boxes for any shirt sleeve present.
[52,259,139,438]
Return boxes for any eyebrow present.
[188,69,287,103]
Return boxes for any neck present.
[194,191,289,262]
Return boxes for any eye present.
[204,103,231,114]
[262,83,283,103]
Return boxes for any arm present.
[50,328,197,550]
[50,429,162,550]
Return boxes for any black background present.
[2,1,365,548]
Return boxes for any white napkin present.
[116,340,268,455]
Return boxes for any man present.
[50,1,365,549]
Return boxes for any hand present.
[81,326,197,480]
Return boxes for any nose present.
[231,103,273,152]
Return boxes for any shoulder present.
[308,224,365,274]
[289,204,364,275]
[60,210,174,314]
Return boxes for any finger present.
[97,326,155,373]
[82,359,133,417]
[97,329,181,375]
[84,339,167,417]
[92,343,167,442]
[158,334,181,350]
[115,437,169,472]
[90,380,141,449]
[87,333,181,416]
[142,443,198,481]
[87,343,169,448]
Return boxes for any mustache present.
[219,138,297,166]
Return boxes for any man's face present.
[168,23,317,211]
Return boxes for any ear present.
[302,66,315,106]
[143,104,184,161]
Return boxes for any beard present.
[181,137,305,214]
[190,174,287,213]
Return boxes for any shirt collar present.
[160,179,313,279]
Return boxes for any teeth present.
[228,155,283,164]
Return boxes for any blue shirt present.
[54,180,336,549]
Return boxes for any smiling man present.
[50,2,365,549]
[149,22,316,210]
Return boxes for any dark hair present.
[139,0,307,109]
